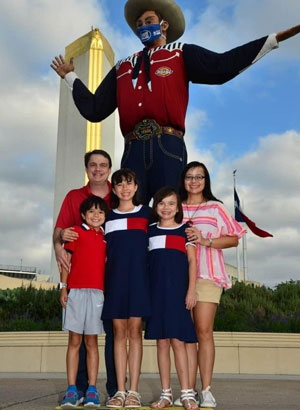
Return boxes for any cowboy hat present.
[124,0,185,43]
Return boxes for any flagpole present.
[241,199,248,282]
[233,170,241,282]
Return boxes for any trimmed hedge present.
[215,280,300,333]
[0,281,299,332]
[0,285,61,331]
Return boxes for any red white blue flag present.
[234,188,273,238]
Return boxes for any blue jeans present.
[76,320,117,396]
[121,133,187,204]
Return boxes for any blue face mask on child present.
[136,21,163,45]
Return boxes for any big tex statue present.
[51,0,300,204]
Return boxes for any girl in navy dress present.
[102,169,151,408]
[145,187,198,410]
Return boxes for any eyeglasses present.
[185,175,205,181]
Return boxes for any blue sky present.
[0,0,299,286]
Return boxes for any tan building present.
[0,263,258,291]
[0,265,57,290]
[50,28,116,283]
[225,263,261,287]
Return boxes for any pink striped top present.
[183,201,246,289]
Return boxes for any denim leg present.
[121,140,152,205]
[76,339,88,394]
[148,134,187,198]
[103,319,117,397]
[121,134,187,204]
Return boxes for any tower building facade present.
[51,29,115,281]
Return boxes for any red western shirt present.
[116,43,188,135]
[71,36,278,135]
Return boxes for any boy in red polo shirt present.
[60,195,108,408]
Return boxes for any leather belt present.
[125,119,184,143]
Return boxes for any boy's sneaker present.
[84,385,100,407]
[174,390,199,406]
[200,386,216,408]
[61,385,81,408]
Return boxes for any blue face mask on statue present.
[136,22,162,45]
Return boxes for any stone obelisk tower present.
[51,29,115,282]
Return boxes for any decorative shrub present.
[0,285,61,331]
[0,281,299,332]
[215,280,300,333]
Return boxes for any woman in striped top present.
[178,161,246,409]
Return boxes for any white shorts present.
[63,288,104,335]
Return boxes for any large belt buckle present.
[134,119,160,141]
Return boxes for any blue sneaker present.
[84,385,100,407]
[61,385,81,408]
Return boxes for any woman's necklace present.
[185,199,206,226]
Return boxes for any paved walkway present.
[0,374,299,410]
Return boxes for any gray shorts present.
[63,288,104,335]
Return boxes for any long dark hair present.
[179,161,222,203]
[111,168,141,209]
[152,186,183,224]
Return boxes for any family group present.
[54,150,244,409]
[50,0,300,408]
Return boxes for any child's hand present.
[185,290,196,310]
[60,288,68,308]
[61,227,78,242]
[186,226,204,245]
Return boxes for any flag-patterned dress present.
[183,201,246,289]
[145,222,197,342]
[101,205,151,319]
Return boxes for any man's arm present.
[53,227,70,272]
[72,67,117,122]
[184,23,299,85]
[59,264,70,308]
[53,188,82,272]
[51,55,117,122]
[183,35,277,85]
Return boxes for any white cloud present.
[185,109,212,164]
[183,0,300,61]
[0,0,105,64]
[211,131,300,287]
[0,181,53,271]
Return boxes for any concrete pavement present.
[0,373,299,410]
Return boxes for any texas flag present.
[234,188,273,238]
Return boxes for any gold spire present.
[65,28,114,67]
[65,29,114,183]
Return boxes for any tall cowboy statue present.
[51,0,300,204]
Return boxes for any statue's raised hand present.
[50,54,74,79]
